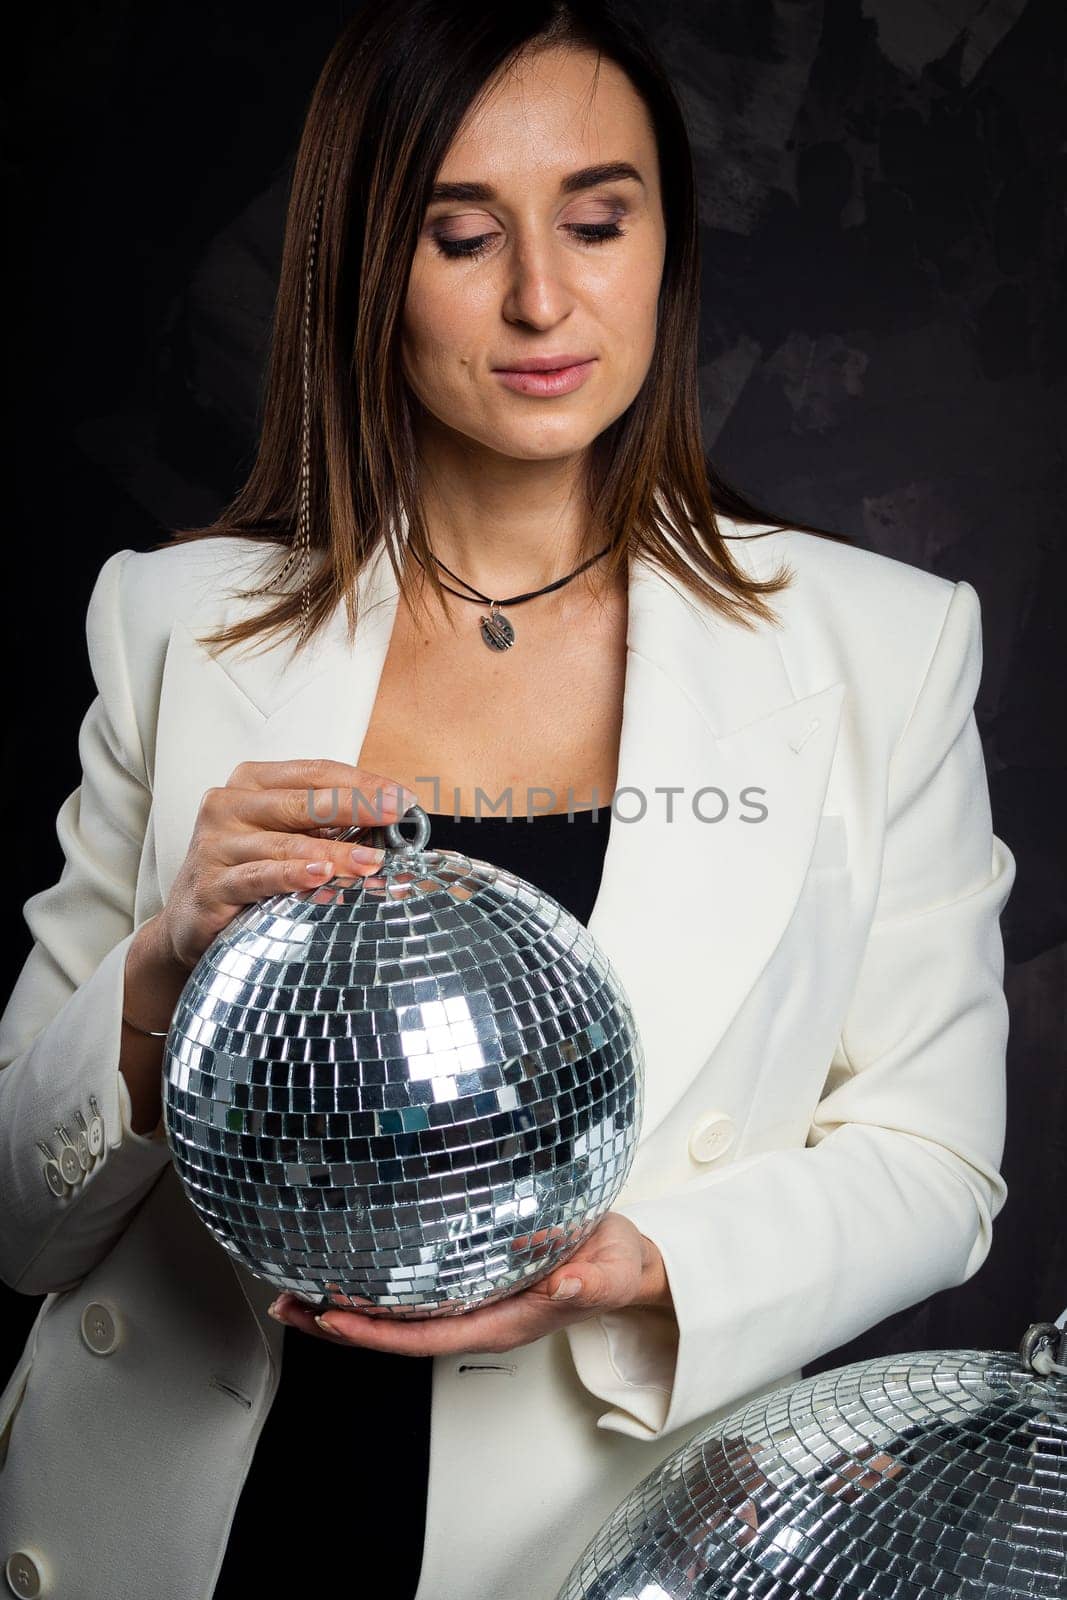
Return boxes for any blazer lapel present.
[151,519,844,1142]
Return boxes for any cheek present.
[403,273,487,389]
[597,247,661,339]
[405,250,495,337]
[403,277,447,361]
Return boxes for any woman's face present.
[401,46,667,464]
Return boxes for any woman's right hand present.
[154,758,420,973]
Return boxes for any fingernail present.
[267,1297,286,1321]
[315,1315,343,1335]
[551,1277,582,1300]
[350,846,386,864]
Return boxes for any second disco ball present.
[160,804,643,1319]
[556,1318,1067,1600]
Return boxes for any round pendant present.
[480,608,515,651]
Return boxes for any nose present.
[500,232,575,331]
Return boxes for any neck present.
[413,423,601,599]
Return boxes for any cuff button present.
[86,1096,105,1157]
[57,1148,81,1186]
[41,1162,66,1198]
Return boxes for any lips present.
[493,360,596,397]
[493,355,595,373]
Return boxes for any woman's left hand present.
[267,1212,671,1354]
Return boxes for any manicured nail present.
[551,1277,582,1300]
[267,1297,286,1320]
[315,1315,344,1336]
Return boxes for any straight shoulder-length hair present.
[164,0,855,658]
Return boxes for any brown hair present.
[164,0,855,657]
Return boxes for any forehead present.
[437,47,656,188]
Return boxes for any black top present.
[212,807,613,1599]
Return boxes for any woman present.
[0,4,1016,1599]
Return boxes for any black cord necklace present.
[409,542,615,651]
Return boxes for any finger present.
[203,852,382,911]
[316,1292,552,1356]
[226,757,421,815]
[536,1243,643,1309]
[211,827,389,879]
[269,1295,356,1346]
[214,780,419,839]
[312,1308,491,1356]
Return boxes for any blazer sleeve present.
[563,578,1017,1440]
[0,549,173,1297]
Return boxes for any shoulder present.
[86,535,281,661]
[100,536,278,628]
[723,519,983,730]
[730,520,956,618]
[83,536,281,730]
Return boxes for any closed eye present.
[433,221,625,261]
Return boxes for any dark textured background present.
[3,0,1065,1395]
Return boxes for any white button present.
[80,1302,120,1356]
[57,1148,81,1186]
[86,1113,104,1158]
[688,1113,736,1164]
[41,1162,66,1198]
[5,1550,46,1598]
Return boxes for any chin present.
[487,422,606,460]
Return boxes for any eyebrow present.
[428,160,644,204]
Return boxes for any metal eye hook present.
[384,804,432,855]
[323,803,432,858]
[1019,1319,1067,1377]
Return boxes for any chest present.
[356,584,628,817]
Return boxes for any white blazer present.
[0,515,1015,1600]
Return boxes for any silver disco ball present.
[161,804,643,1319]
[557,1318,1067,1600]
